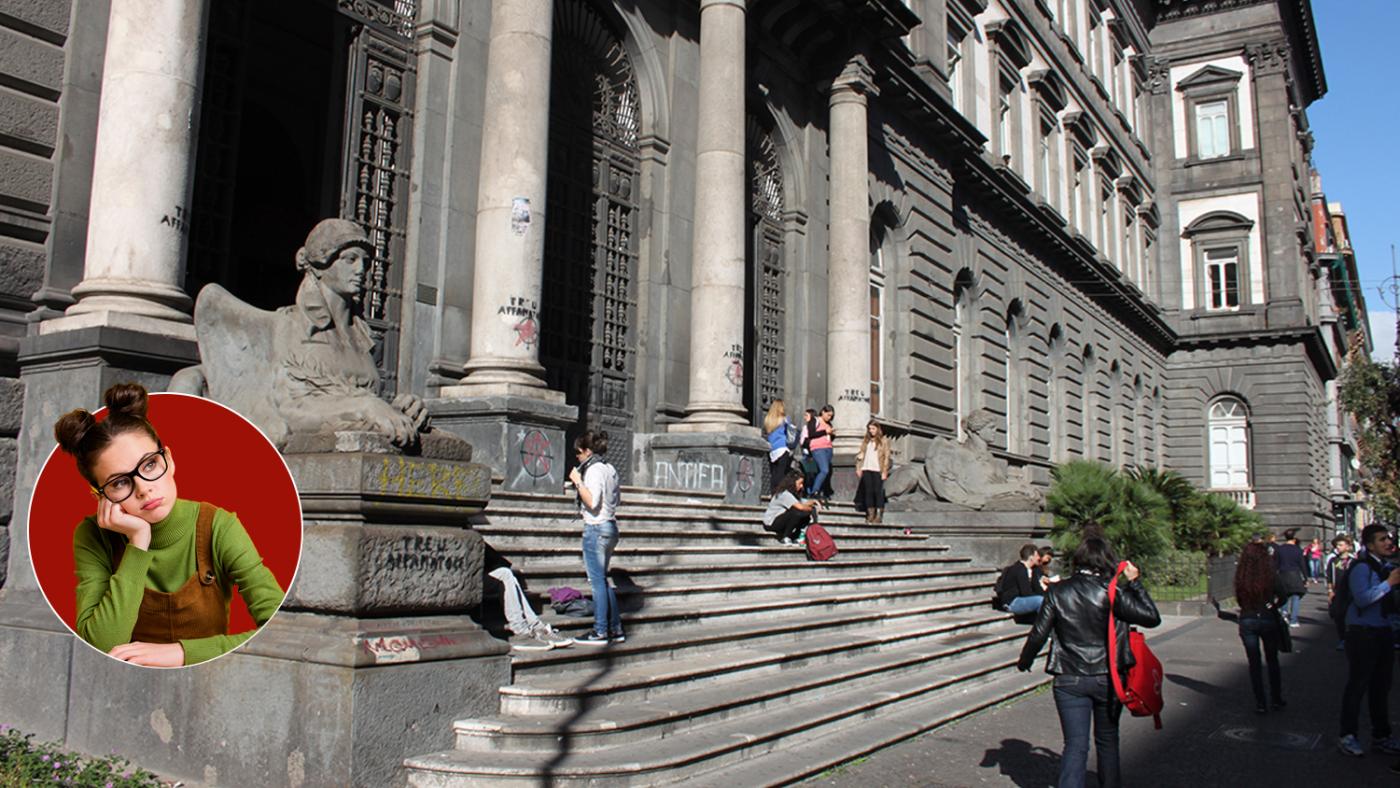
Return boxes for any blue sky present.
[1309,1,1399,362]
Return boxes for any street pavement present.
[814,588,1400,787]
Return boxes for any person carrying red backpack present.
[1017,536,1161,788]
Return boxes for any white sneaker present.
[536,625,573,649]
[1338,734,1365,757]
[781,538,793,545]
[508,630,554,651]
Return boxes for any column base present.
[66,277,194,321]
[669,402,757,435]
[427,395,579,493]
[633,431,769,505]
[39,308,195,341]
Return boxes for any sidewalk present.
[814,589,1400,787]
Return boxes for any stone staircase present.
[403,486,1047,786]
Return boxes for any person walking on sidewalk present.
[1325,535,1355,650]
[569,430,624,646]
[1337,524,1400,757]
[1017,536,1161,788]
[1234,542,1285,715]
[1273,529,1307,627]
[763,400,795,495]
[853,420,890,524]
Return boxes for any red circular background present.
[28,393,302,642]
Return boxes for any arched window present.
[954,273,977,438]
[1048,324,1067,462]
[1208,397,1251,490]
[1081,345,1097,460]
[1005,300,1026,453]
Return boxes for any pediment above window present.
[1176,64,1243,92]
[1183,210,1254,236]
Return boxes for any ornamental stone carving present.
[170,219,469,459]
[886,409,1044,511]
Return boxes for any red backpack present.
[1107,561,1164,729]
[805,523,838,562]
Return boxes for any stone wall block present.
[0,377,23,434]
[1,0,70,40]
[0,148,52,208]
[0,87,59,152]
[0,28,62,95]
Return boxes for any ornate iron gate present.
[339,3,416,395]
[747,115,786,423]
[541,0,640,480]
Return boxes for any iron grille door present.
[747,115,786,423]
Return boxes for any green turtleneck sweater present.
[72,498,286,665]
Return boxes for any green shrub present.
[0,725,164,787]
[1141,548,1207,589]
[1127,466,1259,556]
[1047,461,1171,564]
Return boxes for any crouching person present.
[486,550,573,652]
[764,470,821,546]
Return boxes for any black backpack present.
[991,566,1009,611]
[1329,555,1394,623]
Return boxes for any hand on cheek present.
[108,641,185,667]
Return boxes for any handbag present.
[1108,562,1165,729]
[1273,606,1293,653]
[800,456,819,477]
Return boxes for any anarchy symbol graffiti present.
[734,456,755,494]
[519,429,553,479]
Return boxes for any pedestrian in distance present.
[1273,528,1307,627]
[1306,537,1325,583]
[1325,535,1354,650]
[1017,536,1161,788]
[762,399,795,496]
[807,405,836,501]
[996,544,1047,616]
[1336,524,1400,757]
[1234,542,1286,715]
[763,470,821,546]
[853,420,890,524]
[568,430,624,646]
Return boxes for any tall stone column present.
[446,0,561,402]
[673,0,750,432]
[826,56,877,455]
[46,0,211,340]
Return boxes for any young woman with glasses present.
[53,382,285,666]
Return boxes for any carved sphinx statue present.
[885,409,1043,511]
[170,219,466,458]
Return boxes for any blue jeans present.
[1238,613,1282,707]
[1283,594,1301,625]
[582,522,622,637]
[812,448,833,497]
[1052,674,1122,788]
[1008,595,1044,616]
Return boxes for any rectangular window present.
[869,262,885,416]
[1205,247,1241,310]
[1122,207,1135,277]
[1098,181,1113,253]
[1070,155,1086,232]
[998,89,1014,164]
[1194,100,1230,158]
[1038,122,1054,202]
[948,35,963,111]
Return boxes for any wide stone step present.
[510,554,974,589]
[454,619,1026,752]
[518,565,995,608]
[495,542,953,566]
[476,523,932,548]
[534,577,995,639]
[403,645,1044,786]
[504,595,1003,689]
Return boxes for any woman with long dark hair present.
[1235,541,1286,714]
[1018,537,1160,788]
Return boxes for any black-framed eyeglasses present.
[95,447,168,503]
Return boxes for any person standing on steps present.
[853,420,890,524]
[763,399,795,496]
[1016,536,1161,788]
[807,405,836,501]
[568,430,624,646]
[1234,542,1286,715]
[796,408,819,490]
[1337,524,1400,757]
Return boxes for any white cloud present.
[1371,310,1397,364]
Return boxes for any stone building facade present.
[0,0,1366,583]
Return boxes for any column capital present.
[700,0,745,10]
[830,55,879,104]
[1244,40,1290,77]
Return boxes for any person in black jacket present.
[997,543,1046,615]
[1017,537,1161,788]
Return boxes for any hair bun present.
[103,381,150,420]
[53,409,96,455]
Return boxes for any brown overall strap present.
[195,502,216,585]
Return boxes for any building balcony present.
[1212,487,1256,510]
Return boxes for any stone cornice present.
[1155,0,1272,21]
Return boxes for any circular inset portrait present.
[28,382,301,667]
